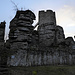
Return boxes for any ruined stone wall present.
[8,48,75,66]
[38,23,56,48]
[6,10,75,66]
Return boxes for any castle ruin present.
[0,10,75,67]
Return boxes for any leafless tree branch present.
[10,0,18,11]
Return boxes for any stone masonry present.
[38,10,65,50]
[0,9,75,66]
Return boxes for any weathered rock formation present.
[0,10,75,66]
[7,10,38,53]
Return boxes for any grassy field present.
[9,65,75,75]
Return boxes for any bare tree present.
[10,0,18,11]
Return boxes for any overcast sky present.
[0,0,75,40]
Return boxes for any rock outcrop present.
[8,10,38,53]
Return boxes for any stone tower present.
[38,10,56,49]
[38,10,65,50]
[38,10,56,25]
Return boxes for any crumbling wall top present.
[38,10,56,25]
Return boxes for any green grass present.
[9,65,75,75]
